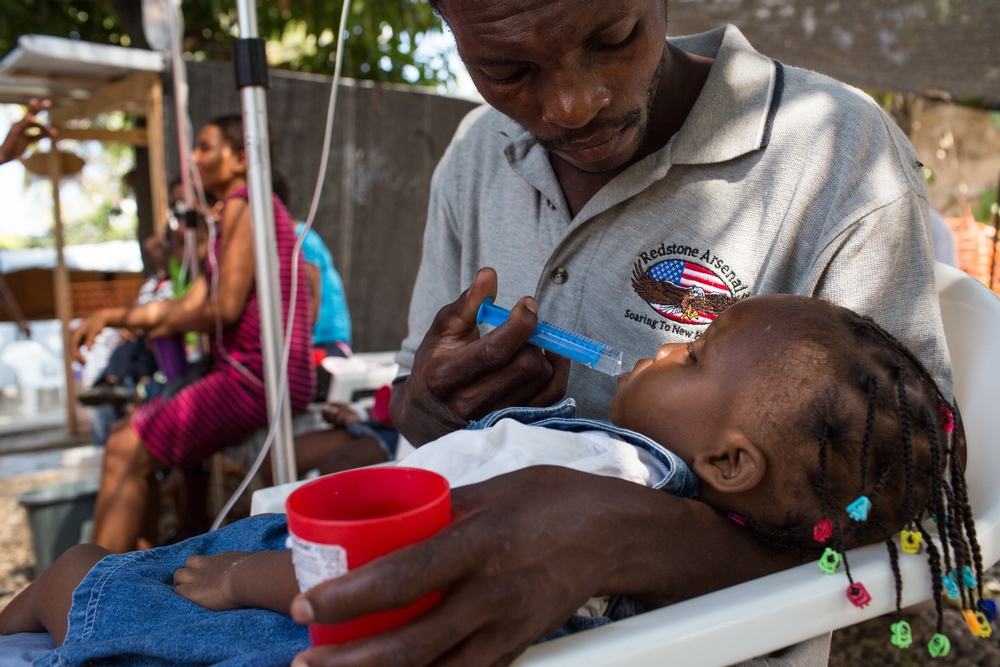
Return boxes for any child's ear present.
[692,433,766,495]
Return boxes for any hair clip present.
[927,633,951,657]
[900,530,922,554]
[819,548,842,574]
[939,405,955,434]
[978,599,998,623]
[847,582,872,608]
[942,573,960,600]
[813,519,832,543]
[890,620,912,648]
[963,609,993,638]
[957,565,977,589]
[846,496,871,522]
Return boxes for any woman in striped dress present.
[71,116,315,553]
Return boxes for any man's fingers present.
[292,580,492,667]
[445,346,553,420]
[294,525,479,626]
[423,296,541,396]
[428,267,498,341]
[525,351,570,408]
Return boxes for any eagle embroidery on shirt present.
[632,260,742,324]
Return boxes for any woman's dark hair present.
[719,297,985,657]
[206,114,291,207]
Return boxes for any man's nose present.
[539,69,610,129]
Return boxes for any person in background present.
[294,222,352,400]
[0,98,55,166]
[71,115,314,553]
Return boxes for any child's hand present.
[173,552,253,611]
[322,402,364,427]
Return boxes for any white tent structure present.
[0,35,167,434]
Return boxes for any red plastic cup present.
[285,467,451,645]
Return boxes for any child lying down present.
[0,294,985,666]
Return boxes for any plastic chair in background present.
[0,340,65,416]
[28,319,64,360]
[0,321,21,388]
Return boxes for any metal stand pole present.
[167,0,200,281]
[234,0,296,485]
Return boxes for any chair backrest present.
[0,340,63,384]
[935,263,1000,527]
[513,262,1000,667]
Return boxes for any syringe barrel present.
[476,299,624,376]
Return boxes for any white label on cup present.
[286,534,349,593]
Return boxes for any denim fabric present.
[35,515,308,667]
[468,399,700,499]
[346,421,400,459]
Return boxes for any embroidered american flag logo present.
[632,259,737,325]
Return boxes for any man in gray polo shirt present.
[289,2,950,666]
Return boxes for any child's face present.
[609,298,775,468]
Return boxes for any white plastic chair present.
[322,351,399,403]
[251,263,1000,667]
[0,340,65,416]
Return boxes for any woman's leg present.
[92,417,166,553]
[0,544,110,645]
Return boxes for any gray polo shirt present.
[398,24,952,423]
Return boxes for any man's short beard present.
[535,53,665,164]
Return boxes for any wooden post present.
[146,78,169,233]
[48,147,78,435]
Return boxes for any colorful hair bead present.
[813,519,832,543]
[846,496,872,521]
[960,565,977,589]
[942,573,960,599]
[900,530,922,554]
[847,582,872,608]
[978,599,998,622]
[927,633,951,658]
[819,548,842,574]
[890,620,912,648]
[939,404,955,434]
[974,611,993,638]
[726,512,746,527]
[963,609,993,638]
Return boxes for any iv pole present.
[233,0,297,485]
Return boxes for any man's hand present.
[289,467,616,667]
[0,99,55,166]
[391,268,570,446]
[174,552,253,612]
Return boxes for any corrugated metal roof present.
[0,241,143,274]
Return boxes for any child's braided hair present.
[721,298,986,656]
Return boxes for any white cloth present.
[399,418,669,489]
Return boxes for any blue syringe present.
[476,298,624,376]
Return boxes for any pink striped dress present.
[134,187,316,468]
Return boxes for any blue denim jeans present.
[35,515,308,667]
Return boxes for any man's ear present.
[692,433,766,495]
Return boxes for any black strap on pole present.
[233,38,269,89]
[183,209,199,229]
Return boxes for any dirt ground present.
[2,469,1000,665]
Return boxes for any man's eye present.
[596,23,639,51]
[480,67,528,85]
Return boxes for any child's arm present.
[173,550,300,614]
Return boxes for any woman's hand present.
[70,312,111,363]
[174,552,253,611]
[0,99,55,165]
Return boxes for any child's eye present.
[686,342,697,362]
